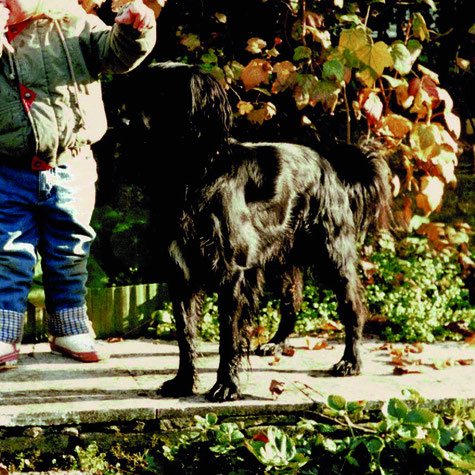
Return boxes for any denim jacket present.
[0,10,156,168]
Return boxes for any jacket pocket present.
[0,101,30,159]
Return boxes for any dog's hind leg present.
[328,265,366,376]
[207,269,262,402]
[255,266,303,356]
[159,285,202,397]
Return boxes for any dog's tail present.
[327,138,392,239]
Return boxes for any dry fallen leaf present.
[269,379,286,400]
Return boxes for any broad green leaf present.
[293,45,313,62]
[387,398,409,419]
[365,437,385,454]
[404,408,436,425]
[323,59,345,82]
[328,395,347,411]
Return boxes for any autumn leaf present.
[247,102,277,124]
[214,12,227,24]
[355,41,393,77]
[363,92,383,125]
[311,80,341,112]
[393,366,421,375]
[410,123,442,160]
[272,61,298,93]
[415,175,445,215]
[412,12,430,41]
[241,59,272,91]
[390,41,414,76]
[269,379,285,400]
[237,101,254,115]
[180,32,201,51]
[430,147,458,185]
[339,27,369,52]
[293,74,319,109]
[381,113,412,140]
[246,37,267,54]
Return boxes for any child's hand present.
[115,1,155,32]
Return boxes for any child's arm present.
[83,0,157,75]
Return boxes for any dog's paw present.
[206,381,241,402]
[158,376,195,397]
[330,359,361,376]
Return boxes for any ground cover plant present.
[5,390,474,474]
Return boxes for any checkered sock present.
[0,309,25,344]
[47,305,91,337]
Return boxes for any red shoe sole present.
[0,345,19,367]
[50,341,100,363]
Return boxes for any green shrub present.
[365,236,474,342]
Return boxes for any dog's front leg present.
[159,287,202,397]
[207,281,244,402]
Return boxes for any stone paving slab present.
[1,337,474,427]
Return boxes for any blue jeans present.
[0,151,97,343]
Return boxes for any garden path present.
[1,337,474,428]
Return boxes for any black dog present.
[125,62,392,401]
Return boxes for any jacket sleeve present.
[81,10,156,75]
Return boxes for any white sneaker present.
[0,342,19,367]
[49,334,101,362]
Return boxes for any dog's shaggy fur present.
[127,62,392,401]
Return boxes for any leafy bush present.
[364,235,474,342]
[146,233,473,344]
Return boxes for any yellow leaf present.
[415,176,444,215]
[247,102,277,125]
[339,28,369,52]
[356,68,378,88]
[417,64,439,84]
[412,12,430,41]
[215,12,227,24]
[410,123,442,160]
[246,37,267,54]
[237,101,254,115]
[355,41,393,77]
[456,57,470,70]
[431,147,458,185]
[444,111,461,139]
[241,59,272,91]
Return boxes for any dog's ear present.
[189,68,233,151]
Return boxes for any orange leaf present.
[272,61,298,94]
[269,379,285,399]
[241,59,272,91]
